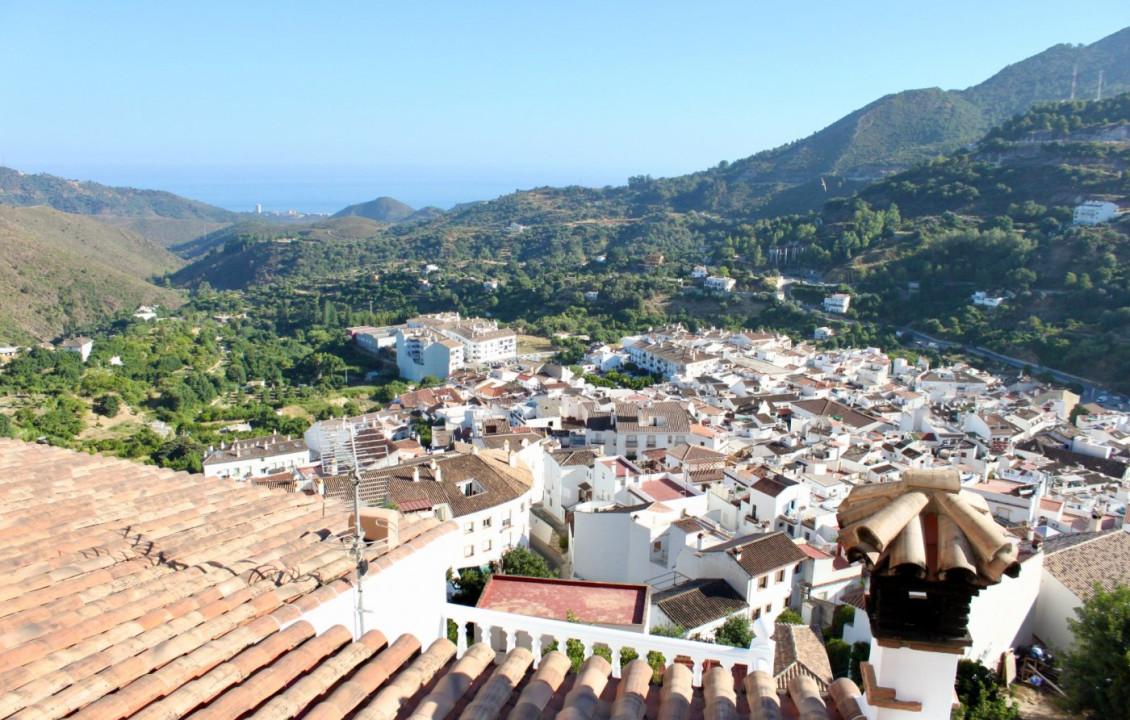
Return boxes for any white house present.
[814,326,835,341]
[396,328,464,382]
[704,276,737,293]
[327,448,537,570]
[570,501,683,584]
[542,447,603,523]
[823,294,851,314]
[407,313,516,365]
[626,342,719,380]
[202,434,312,480]
[1073,200,1118,226]
[651,578,749,639]
[675,533,807,624]
[690,265,710,279]
[60,336,93,362]
[585,401,696,459]
[971,291,1005,308]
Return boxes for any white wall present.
[864,643,960,720]
[1033,571,1082,651]
[571,509,666,584]
[454,492,532,568]
[841,609,872,647]
[291,525,459,643]
[965,552,1042,664]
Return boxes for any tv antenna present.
[1096,70,1104,101]
[347,423,370,635]
[1070,64,1078,100]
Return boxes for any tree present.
[153,436,206,473]
[831,604,856,638]
[94,394,121,418]
[954,659,1019,720]
[714,615,753,648]
[650,623,686,638]
[450,567,490,606]
[776,609,804,625]
[1060,583,1130,719]
[826,638,852,679]
[500,546,557,578]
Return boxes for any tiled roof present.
[0,438,454,720]
[1043,530,1130,600]
[773,623,835,692]
[653,579,748,630]
[791,398,886,430]
[549,449,601,468]
[703,533,808,577]
[0,440,875,719]
[324,449,533,518]
[752,475,798,498]
[202,433,308,466]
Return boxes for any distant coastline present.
[19,165,628,215]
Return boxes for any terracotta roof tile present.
[0,438,872,719]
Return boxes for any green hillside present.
[0,206,185,341]
[0,167,243,248]
[332,196,416,223]
[640,26,1130,217]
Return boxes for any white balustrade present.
[443,603,774,687]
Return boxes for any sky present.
[3,1,1130,210]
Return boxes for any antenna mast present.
[1070,64,1078,100]
[348,424,368,636]
[1096,70,1104,101]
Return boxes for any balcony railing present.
[442,603,774,686]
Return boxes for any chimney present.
[413,467,420,482]
[435,467,442,483]
[1088,511,1104,533]
[504,439,511,454]
[697,532,704,552]
[509,451,518,468]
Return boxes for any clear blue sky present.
[3,1,1129,209]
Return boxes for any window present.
[501,511,512,528]
[758,576,768,590]
[776,569,786,583]
[464,545,474,558]
[765,603,773,614]
[458,479,485,497]
[482,517,492,529]
[482,539,492,552]
[752,607,762,619]
[463,522,473,535]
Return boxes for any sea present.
[64,165,629,214]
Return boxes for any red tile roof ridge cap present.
[302,634,423,720]
[188,625,354,720]
[71,612,289,720]
[244,628,389,720]
[129,621,317,720]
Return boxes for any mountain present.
[641,26,1130,217]
[0,167,242,247]
[332,196,416,223]
[0,205,185,341]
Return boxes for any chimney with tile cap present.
[838,468,1021,720]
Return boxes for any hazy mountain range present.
[0,26,1127,340]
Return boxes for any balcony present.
[442,603,774,686]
